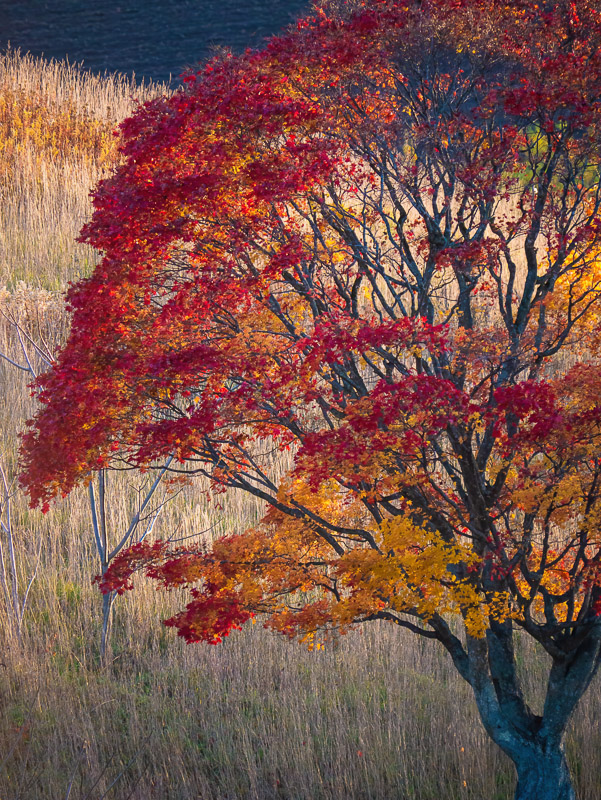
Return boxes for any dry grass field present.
[1,49,601,800]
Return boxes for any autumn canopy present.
[19,1,601,797]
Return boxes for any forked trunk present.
[460,624,601,800]
[512,741,575,800]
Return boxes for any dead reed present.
[0,47,167,290]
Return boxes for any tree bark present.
[100,588,115,666]
[513,742,575,800]
[463,631,591,800]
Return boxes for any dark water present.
[0,0,313,84]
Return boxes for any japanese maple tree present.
[19,1,601,797]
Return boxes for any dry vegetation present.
[0,49,601,800]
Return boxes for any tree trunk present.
[462,631,586,800]
[100,588,115,666]
[512,741,575,800]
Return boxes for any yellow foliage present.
[330,516,506,638]
[0,87,117,174]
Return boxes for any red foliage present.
[18,6,601,778]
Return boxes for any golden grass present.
[1,49,601,800]
[0,48,167,290]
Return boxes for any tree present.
[0,297,177,661]
[18,0,601,796]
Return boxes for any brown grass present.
[0,49,600,800]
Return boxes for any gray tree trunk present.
[453,621,601,800]
[100,588,115,665]
[513,742,575,800]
